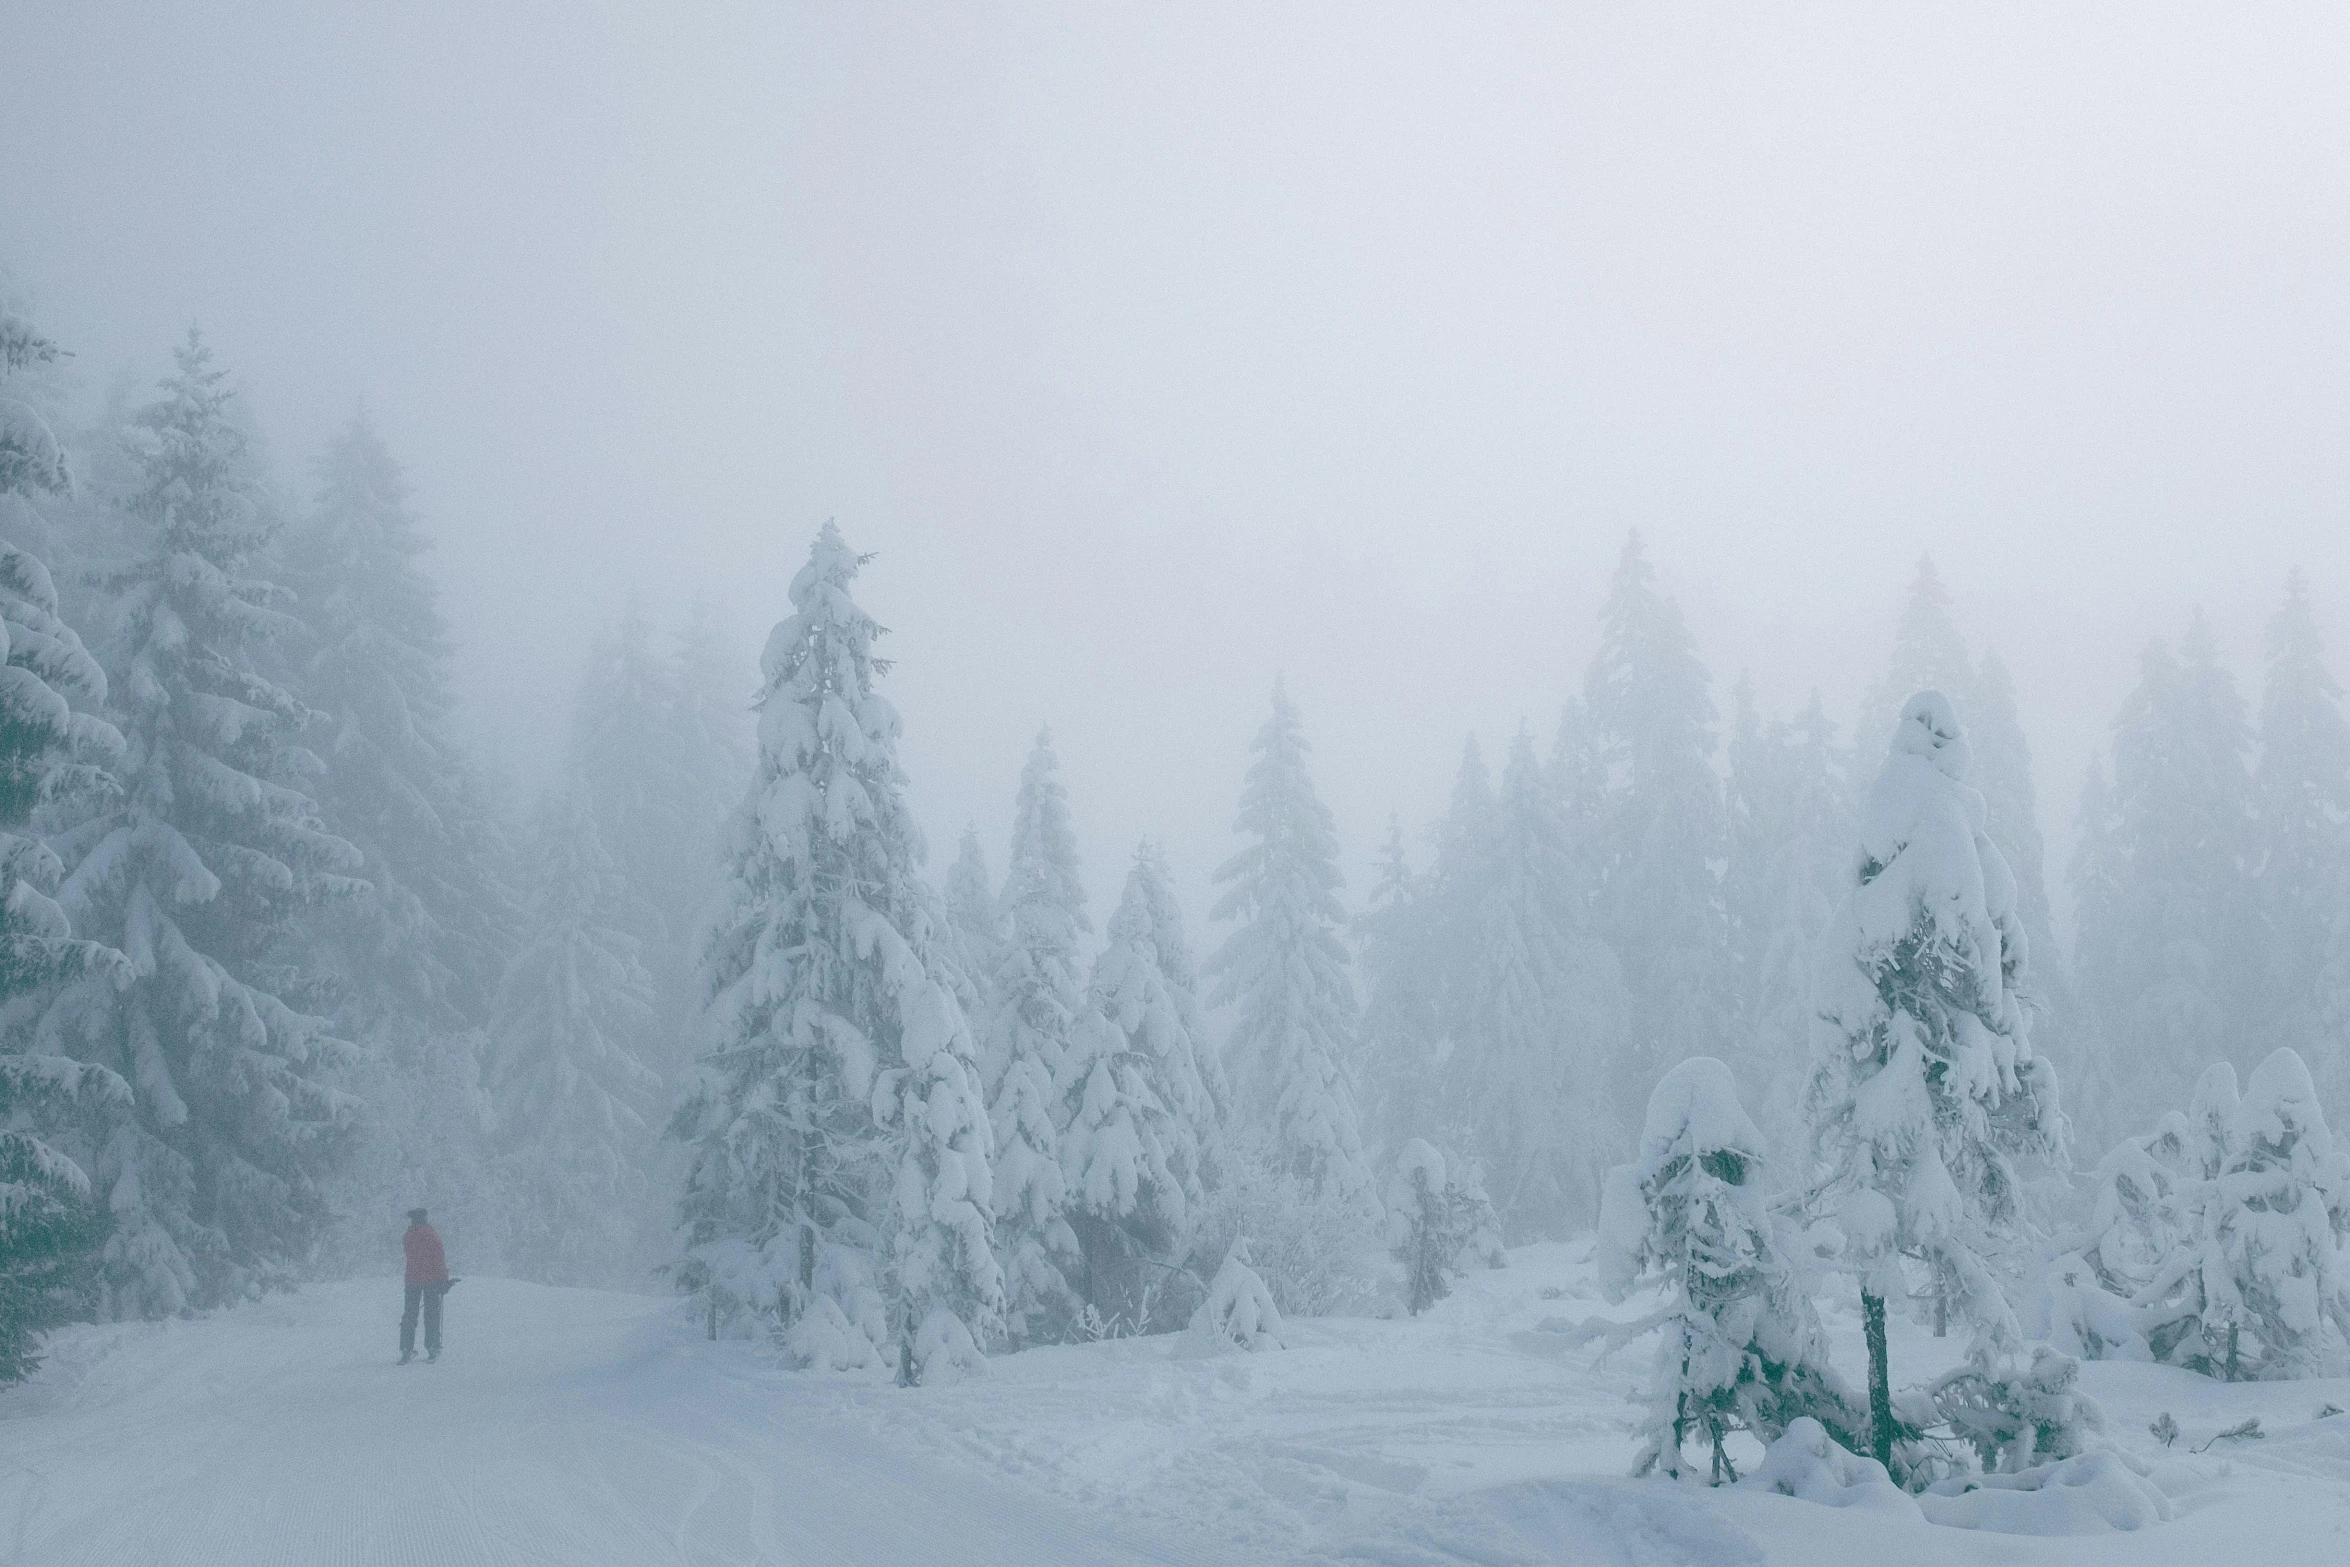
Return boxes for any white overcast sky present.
[6,2,2348,935]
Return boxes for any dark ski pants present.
[401,1283,443,1356]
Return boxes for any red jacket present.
[403,1224,449,1286]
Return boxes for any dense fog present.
[7,6,2350,1562]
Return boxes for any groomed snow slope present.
[0,1278,1210,1567]
[8,1247,2350,1564]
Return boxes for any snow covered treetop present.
[1848,687,2027,1046]
[1634,1056,1769,1175]
[763,519,893,689]
[1890,689,1971,781]
[2237,1047,2332,1163]
[1389,1137,1446,1197]
[1599,1057,1776,1304]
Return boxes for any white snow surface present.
[8,1248,2350,1564]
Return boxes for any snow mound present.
[1746,1417,2173,1537]
[1319,1478,1762,1567]
[1918,1451,2173,1535]
[1744,1417,1919,1516]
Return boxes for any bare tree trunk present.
[1863,1290,1895,1470]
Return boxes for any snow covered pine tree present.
[44,332,366,1317]
[287,413,514,1274]
[486,794,660,1286]
[1447,728,1624,1234]
[1062,846,1217,1330]
[942,824,1004,1023]
[0,306,131,1379]
[1598,1058,1866,1481]
[980,730,1087,1344]
[1803,691,2063,1467]
[671,523,1001,1384]
[1583,535,1730,1116]
[1206,679,1377,1217]
[2072,621,2260,1139]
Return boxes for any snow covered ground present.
[7,1243,2350,1565]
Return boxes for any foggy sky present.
[6,2,2349,935]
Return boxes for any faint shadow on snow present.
[1310,1478,1763,1567]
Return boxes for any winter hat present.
[407,1208,428,1223]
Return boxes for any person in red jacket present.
[400,1208,453,1363]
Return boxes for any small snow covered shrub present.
[1598,1059,1869,1481]
[2032,1252,2150,1363]
[1383,1138,1504,1316]
[2027,1081,2226,1363]
[1192,1134,1382,1318]
[1923,1344,2105,1474]
[2133,1048,2350,1379]
[1189,1237,1285,1351]
[1387,1140,1453,1315]
[2075,1096,2213,1297]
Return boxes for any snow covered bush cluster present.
[1598,692,2100,1498]
[2055,1047,2350,1379]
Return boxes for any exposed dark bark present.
[1863,1289,1895,1469]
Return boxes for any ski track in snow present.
[9,1247,2350,1564]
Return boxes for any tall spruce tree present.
[2254,574,2350,1086]
[486,793,659,1286]
[1582,534,1729,1110]
[288,414,512,1024]
[1355,814,1442,1160]
[1862,557,1973,745]
[283,414,513,1268]
[657,598,753,1055]
[1864,561,2076,1126]
[980,730,1087,1343]
[1061,847,1214,1323]
[1,307,131,1377]
[1132,839,1228,1171]
[1722,683,1849,1155]
[1968,648,2079,1109]
[942,824,1004,1017]
[567,601,703,1083]
[1446,728,1625,1235]
[667,598,755,863]
[1805,692,2063,1466]
[44,331,365,1316]
[671,525,999,1383]
[2072,622,2260,1138]
[1205,679,1376,1214]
